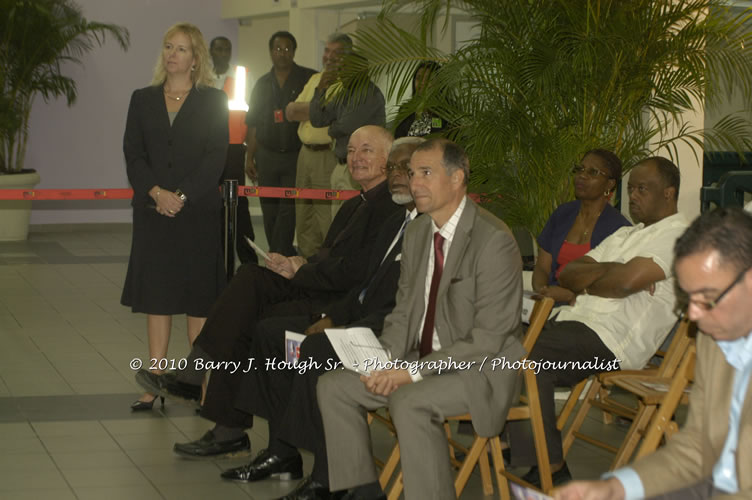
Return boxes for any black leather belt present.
[303,143,332,152]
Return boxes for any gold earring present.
[604,190,611,196]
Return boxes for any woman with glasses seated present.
[532,149,631,304]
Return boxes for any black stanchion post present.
[222,179,238,280]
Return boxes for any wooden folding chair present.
[561,316,695,469]
[556,379,589,431]
[377,296,556,499]
[622,342,696,461]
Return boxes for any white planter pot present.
[0,170,41,241]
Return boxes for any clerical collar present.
[362,178,389,203]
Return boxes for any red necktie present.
[420,231,445,357]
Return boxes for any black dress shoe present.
[130,395,164,411]
[520,462,572,488]
[276,475,338,500]
[221,448,303,483]
[135,369,201,406]
[173,430,250,459]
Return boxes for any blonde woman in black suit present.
[122,22,229,410]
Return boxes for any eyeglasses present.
[386,160,410,173]
[681,266,750,311]
[571,164,610,179]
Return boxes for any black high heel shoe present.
[130,395,165,411]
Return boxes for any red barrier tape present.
[0,186,361,201]
[0,188,134,200]
[237,186,360,200]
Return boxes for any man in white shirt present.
[317,139,525,500]
[507,157,688,487]
[555,207,752,500]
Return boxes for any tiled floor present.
[0,221,632,499]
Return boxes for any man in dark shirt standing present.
[245,31,316,256]
[309,33,386,217]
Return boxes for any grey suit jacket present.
[379,198,526,437]
[632,332,752,499]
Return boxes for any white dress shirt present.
[411,196,467,382]
[555,212,688,369]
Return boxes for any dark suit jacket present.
[323,209,416,334]
[291,179,401,295]
[123,85,229,210]
[379,198,526,437]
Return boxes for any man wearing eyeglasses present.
[245,31,316,256]
[507,157,688,487]
[555,207,752,500]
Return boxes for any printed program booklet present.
[284,331,306,365]
[510,482,554,500]
[325,327,390,375]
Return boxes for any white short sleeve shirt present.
[554,212,688,369]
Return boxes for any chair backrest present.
[656,316,694,377]
[521,296,555,355]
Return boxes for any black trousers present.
[234,315,339,485]
[199,298,319,428]
[507,319,619,467]
[194,263,309,364]
[222,143,257,265]
[255,146,298,256]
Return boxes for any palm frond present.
[349,0,752,234]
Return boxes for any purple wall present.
[26,0,235,224]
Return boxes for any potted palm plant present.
[343,0,752,236]
[0,0,128,240]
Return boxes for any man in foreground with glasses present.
[555,207,752,500]
[507,157,688,487]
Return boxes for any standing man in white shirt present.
[507,157,688,487]
[555,207,752,500]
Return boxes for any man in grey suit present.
[317,138,525,500]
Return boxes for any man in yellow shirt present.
[285,41,341,258]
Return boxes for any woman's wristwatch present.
[175,189,187,202]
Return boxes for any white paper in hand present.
[510,482,554,500]
[245,236,270,261]
[325,327,390,375]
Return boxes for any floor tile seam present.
[80,325,133,377]
[96,420,169,500]
[48,295,110,317]
[28,336,79,395]
[27,421,82,499]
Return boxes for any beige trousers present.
[295,146,337,258]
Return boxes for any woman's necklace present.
[578,208,603,238]
[164,87,190,101]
